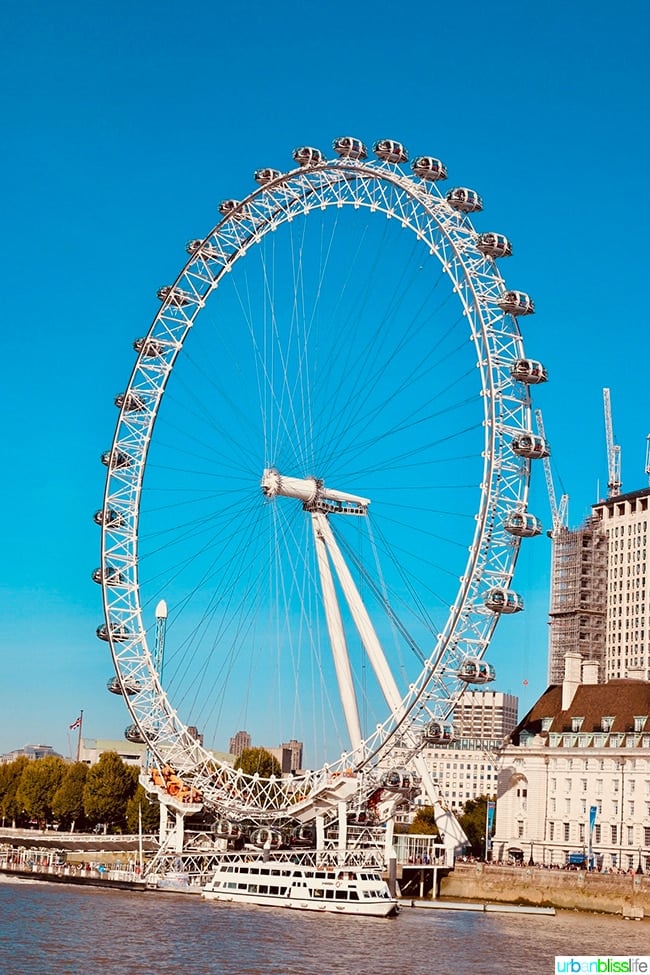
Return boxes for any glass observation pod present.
[446,187,483,213]
[114,391,146,412]
[497,290,535,316]
[92,566,124,586]
[134,337,166,358]
[218,199,248,219]
[504,510,543,537]
[156,285,192,307]
[483,588,524,614]
[476,232,513,259]
[254,167,282,185]
[332,136,368,159]
[106,675,140,696]
[290,824,316,846]
[373,139,408,163]
[380,768,415,789]
[511,432,550,460]
[185,239,222,260]
[213,819,242,838]
[250,827,283,848]
[411,156,447,181]
[424,720,454,744]
[101,449,132,470]
[510,358,548,384]
[93,508,124,528]
[96,622,131,642]
[124,724,145,744]
[458,658,496,683]
[292,146,325,167]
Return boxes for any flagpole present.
[76,710,84,762]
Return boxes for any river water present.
[1,877,648,975]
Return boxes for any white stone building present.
[492,653,650,871]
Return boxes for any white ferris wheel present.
[95,136,548,823]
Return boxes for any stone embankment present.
[441,863,650,919]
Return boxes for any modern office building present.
[228,730,251,758]
[593,486,650,682]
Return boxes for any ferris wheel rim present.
[98,140,537,816]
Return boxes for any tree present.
[126,784,160,834]
[0,756,30,827]
[235,747,281,778]
[458,794,495,858]
[408,805,440,836]
[52,762,89,832]
[15,756,67,827]
[83,752,138,832]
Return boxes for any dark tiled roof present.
[510,680,650,744]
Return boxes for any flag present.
[69,716,81,730]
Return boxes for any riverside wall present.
[440,863,650,918]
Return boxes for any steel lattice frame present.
[98,143,538,819]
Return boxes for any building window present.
[579,824,585,843]
[564,822,570,842]
[594,825,601,844]
[611,825,618,844]
[627,826,634,845]
[549,822,555,841]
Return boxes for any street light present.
[637,847,644,875]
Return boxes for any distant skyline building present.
[269,739,303,774]
[0,744,63,765]
[452,690,518,741]
[228,730,251,758]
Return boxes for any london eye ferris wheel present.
[95,136,548,821]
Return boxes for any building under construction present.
[547,517,608,685]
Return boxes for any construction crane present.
[603,387,622,498]
[535,409,568,536]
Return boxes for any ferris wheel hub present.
[261,468,370,515]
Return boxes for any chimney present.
[562,651,582,711]
[625,665,646,681]
[582,660,599,686]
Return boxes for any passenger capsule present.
[134,337,166,358]
[411,156,447,181]
[504,510,543,538]
[93,508,124,528]
[186,239,222,261]
[292,146,325,167]
[332,136,367,159]
[476,232,512,259]
[96,622,131,642]
[373,139,408,163]
[254,167,282,185]
[459,658,496,684]
[250,827,282,848]
[497,290,535,316]
[106,675,140,696]
[114,391,146,412]
[423,721,454,744]
[511,432,549,460]
[446,187,483,213]
[92,566,124,586]
[510,359,548,384]
[101,449,132,469]
[380,768,414,789]
[124,723,145,743]
[484,588,524,614]
[157,285,192,307]
[218,199,247,219]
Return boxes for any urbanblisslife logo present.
[555,960,650,973]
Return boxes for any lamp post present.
[637,847,644,875]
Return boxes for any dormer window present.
[633,716,647,733]
[541,717,553,732]
[571,717,584,733]
[602,716,614,733]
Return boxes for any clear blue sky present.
[1,0,648,759]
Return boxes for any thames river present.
[1,877,648,975]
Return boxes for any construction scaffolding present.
[547,517,608,685]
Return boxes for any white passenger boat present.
[201,856,398,917]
